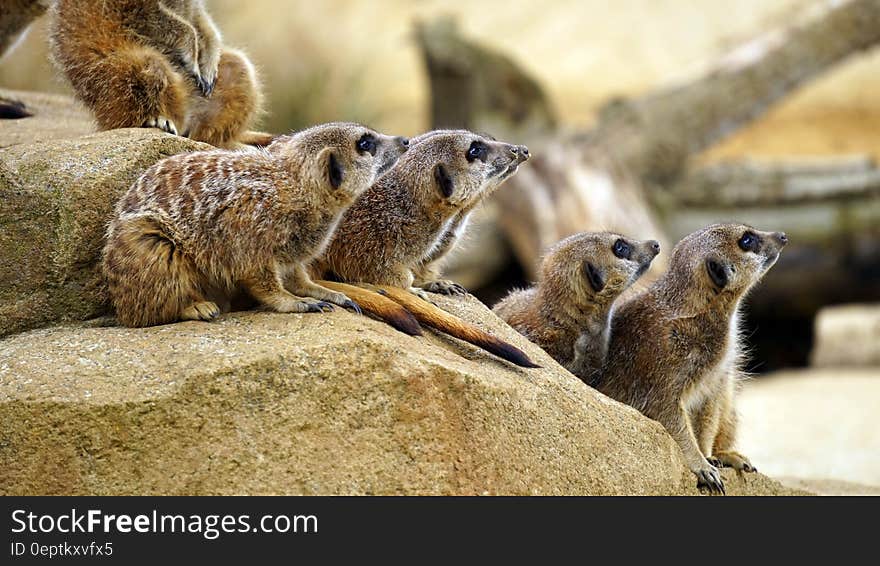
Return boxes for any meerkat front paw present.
[710,451,757,473]
[195,65,217,97]
[694,463,725,495]
[144,116,178,135]
[422,279,467,296]
[180,301,220,321]
[269,296,334,314]
[319,291,362,315]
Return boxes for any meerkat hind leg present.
[711,398,757,473]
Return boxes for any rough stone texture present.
[811,304,880,367]
[738,368,880,489]
[0,296,804,496]
[0,89,210,337]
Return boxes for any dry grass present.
[2,0,880,156]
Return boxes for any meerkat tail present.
[238,130,277,147]
[372,285,540,369]
[316,280,423,336]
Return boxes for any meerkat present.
[48,0,268,147]
[312,129,538,367]
[103,122,409,327]
[406,129,530,296]
[318,129,529,296]
[493,232,659,382]
[598,223,788,494]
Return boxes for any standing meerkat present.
[493,232,659,383]
[598,223,788,494]
[103,122,409,327]
[313,129,538,367]
[49,0,267,147]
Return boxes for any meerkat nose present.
[395,136,410,150]
[512,145,529,162]
[774,232,789,246]
[649,240,661,255]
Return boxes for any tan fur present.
[49,0,265,147]
[103,122,408,327]
[598,223,788,494]
[493,232,659,382]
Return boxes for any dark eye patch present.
[738,231,758,252]
[356,133,377,156]
[612,239,632,260]
[466,141,488,162]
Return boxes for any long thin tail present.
[318,280,422,336]
[318,280,538,368]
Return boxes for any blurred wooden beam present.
[590,0,880,184]
[672,155,880,207]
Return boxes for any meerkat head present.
[542,232,660,308]
[669,223,788,301]
[274,122,409,204]
[402,130,529,210]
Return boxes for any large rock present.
[0,295,803,496]
[0,89,210,337]
[0,89,803,496]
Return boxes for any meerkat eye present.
[356,134,377,156]
[466,141,487,162]
[738,231,757,252]
[612,239,632,260]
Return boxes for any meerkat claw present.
[423,280,468,296]
[181,301,220,321]
[341,299,362,315]
[696,467,725,495]
[144,116,178,135]
[197,75,215,97]
[304,302,329,313]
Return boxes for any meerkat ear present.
[706,257,729,289]
[584,262,606,292]
[321,149,344,190]
[434,163,454,198]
